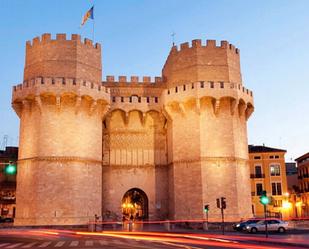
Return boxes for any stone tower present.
[12,34,254,225]
[162,40,254,221]
[12,34,110,225]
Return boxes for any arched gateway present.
[121,188,148,220]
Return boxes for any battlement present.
[26,33,101,50]
[102,75,165,87]
[163,39,242,87]
[12,77,110,104]
[170,39,239,55]
[24,34,102,83]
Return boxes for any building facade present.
[249,145,289,218]
[0,146,18,219]
[295,152,309,217]
[11,34,254,225]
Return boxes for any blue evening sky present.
[0,0,308,161]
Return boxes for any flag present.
[81,6,94,26]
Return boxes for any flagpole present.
[91,1,95,42]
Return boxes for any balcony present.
[250,173,265,179]
[0,181,16,189]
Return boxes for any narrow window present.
[220,82,224,88]
[129,96,132,103]
[167,90,170,95]
[138,97,141,103]
[200,81,204,88]
[272,183,276,195]
[147,97,150,103]
[175,87,178,93]
[191,83,194,89]
[256,183,263,196]
[255,166,262,178]
[270,164,280,176]
[183,85,186,91]
[210,81,214,88]
[121,97,124,102]
[155,97,158,103]
[112,96,116,102]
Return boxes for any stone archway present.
[121,188,148,220]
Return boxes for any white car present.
[246,219,288,233]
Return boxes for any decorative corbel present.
[245,105,254,120]
[56,95,61,111]
[141,112,146,126]
[35,95,42,114]
[12,102,22,118]
[75,95,81,114]
[124,112,129,126]
[178,102,186,116]
[162,105,173,122]
[230,99,238,116]
[195,98,201,115]
[238,102,246,117]
[100,104,110,120]
[212,99,220,115]
[89,100,97,115]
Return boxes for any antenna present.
[1,135,8,150]
[171,32,176,46]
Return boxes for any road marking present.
[6,243,23,249]
[54,241,65,247]
[22,242,37,248]
[85,240,93,246]
[38,242,52,248]
[69,241,79,247]
[0,244,10,248]
[98,240,108,245]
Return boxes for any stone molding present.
[102,164,167,169]
[18,156,102,164]
[170,156,248,165]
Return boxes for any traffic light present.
[4,163,17,175]
[221,197,226,209]
[204,204,209,213]
[216,198,221,208]
[259,191,269,205]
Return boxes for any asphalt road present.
[0,229,308,249]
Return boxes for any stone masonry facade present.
[11,33,254,225]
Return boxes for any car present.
[246,219,288,233]
[0,216,14,223]
[233,218,263,231]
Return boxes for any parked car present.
[246,219,288,233]
[0,216,14,223]
[233,218,263,231]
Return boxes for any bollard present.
[129,220,133,232]
[165,221,171,231]
[203,221,208,231]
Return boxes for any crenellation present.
[143,76,151,82]
[42,33,51,42]
[106,75,115,82]
[180,42,190,49]
[206,39,216,47]
[192,39,202,48]
[131,76,139,82]
[84,38,93,46]
[155,77,162,83]
[119,76,127,82]
[71,34,81,41]
[32,36,40,45]
[56,33,66,40]
[229,44,236,52]
[220,40,229,48]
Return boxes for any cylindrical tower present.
[162,39,254,221]
[12,34,110,225]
